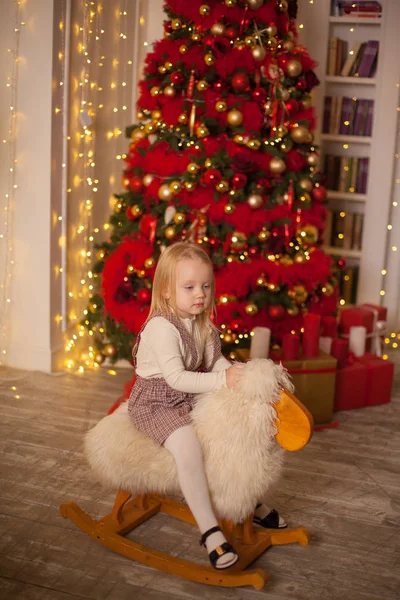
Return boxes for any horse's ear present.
[274,388,313,452]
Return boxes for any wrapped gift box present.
[237,349,337,425]
[334,362,368,411]
[356,353,394,406]
[339,306,375,351]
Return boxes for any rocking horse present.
[60,358,313,590]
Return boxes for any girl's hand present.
[226,364,244,389]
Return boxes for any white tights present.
[164,424,237,568]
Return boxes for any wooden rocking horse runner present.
[61,359,313,591]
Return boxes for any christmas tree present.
[83,0,338,365]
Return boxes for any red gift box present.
[360,304,387,322]
[334,362,368,411]
[356,353,394,406]
[339,307,375,351]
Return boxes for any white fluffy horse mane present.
[85,358,293,523]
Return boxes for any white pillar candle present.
[349,326,367,357]
[319,336,333,355]
[250,327,271,359]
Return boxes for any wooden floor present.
[0,355,399,600]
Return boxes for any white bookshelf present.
[298,0,400,321]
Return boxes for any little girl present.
[128,242,284,570]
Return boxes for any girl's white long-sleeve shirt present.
[135,316,231,394]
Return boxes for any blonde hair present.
[149,241,217,343]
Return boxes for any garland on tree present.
[82,0,342,364]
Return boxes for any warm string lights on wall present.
[0,1,24,377]
[63,1,137,374]
[382,83,400,355]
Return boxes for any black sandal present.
[200,526,239,570]
[253,506,288,529]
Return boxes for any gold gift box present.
[235,349,337,425]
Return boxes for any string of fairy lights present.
[64,1,136,373]
[0,0,24,369]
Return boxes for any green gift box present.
[235,349,337,425]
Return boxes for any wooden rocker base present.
[60,490,310,590]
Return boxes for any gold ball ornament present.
[269,157,286,175]
[178,113,188,124]
[196,125,210,138]
[192,32,202,42]
[290,125,310,144]
[267,282,280,292]
[151,109,162,120]
[288,285,308,304]
[136,110,145,120]
[287,60,302,78]
[89,303,97,313]
[114,201,125,213]
[163,85,176,97]
[137,269,146,279]
[294,251,306,263]
[96,249,106,261]
[171,18,182,30]
[158,184,173,201]
[130,204,143,219]
[173,212,185,224]
[169,180,182,194]
[280,88,290,102]
[258,228,270,242]
[196,80,209,91]
[287,306,299,316]
[223,332,235,344]
[231,231,248,249]
[143,174,154,187]
[94,353,105,365]
[299,179,313,192]
[297,224,319,245]
[158,65,167,74]
[164,61,173,71]
[211,22,226,36]
[204,158,213,169]
[264,100,273,115]
[276,125,288,137]
[299,192,312,204]
[307,152,319,167]
[179,45,188,54]
[150,86,161,97]
[233,134,246,145]
[252,46,266,61]
[245,303,259,315]
[247,193,263,209]
[165,225,177,239]
[277,0,289,11]
[224,203,236,214]
[266,24,277,36]
[144,257,156,269]
[184,181,196,191]
[266,37,278,49]
[323,283,335,296]
[280,255,294,266]
[247,0,264,8]
[257,275,267,286]
[283,40,294,52]
[225,0,237,6]
[227,109,244,127]
[144,122,156,134]
[199,4,210,15]
[103,344,117,358]
[204,53,215,66]
[247,138,261,150]
[126,264,135,275]
[215,100,228,112]
[131,128,146,142]
[302,95,313,110]
[187,162,200,174]
[245,36,256,47]
[216,180,229,193]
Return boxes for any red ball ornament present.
[214,81,223,91]
[231,173,247,189]
[231,72,250,92]
[204,169,222,185]
[137,288,151,305]
[253,88,267,101]
[312,185,327,203]
[203,34,215,46]
[337,258,347,269]
[231,318,244,331]
[268,304,285,321]
[164,22,173,33]
[171,71,184,85]
[285,99,299,114]
[225,26,237,40]
[129,176,144,193]
[296,78,308,91]
[249,246,258,256]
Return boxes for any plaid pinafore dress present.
[127,312,223,445]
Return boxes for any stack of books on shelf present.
[324,155,369,194]
[325,210,364,251]
[327,39,379,77]
[339,264,360,305]
[331,1,382,19]
[323,96,374,137]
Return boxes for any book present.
[343,212,355,249]
[349,42,367,76]
[338,157,349,191]
[332,211,346,248]
[353,99,369,136]
[333,96,344,134]
[328,37,338,75]
[352,213,364,250]
[340,41,363,77]
[364,99,374,136]
[339,97,353,135]
[323,96,332,133]
[349,157,359,192]
[356,40,379,77]
[324,210,333,246]
[356,157,369,193]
